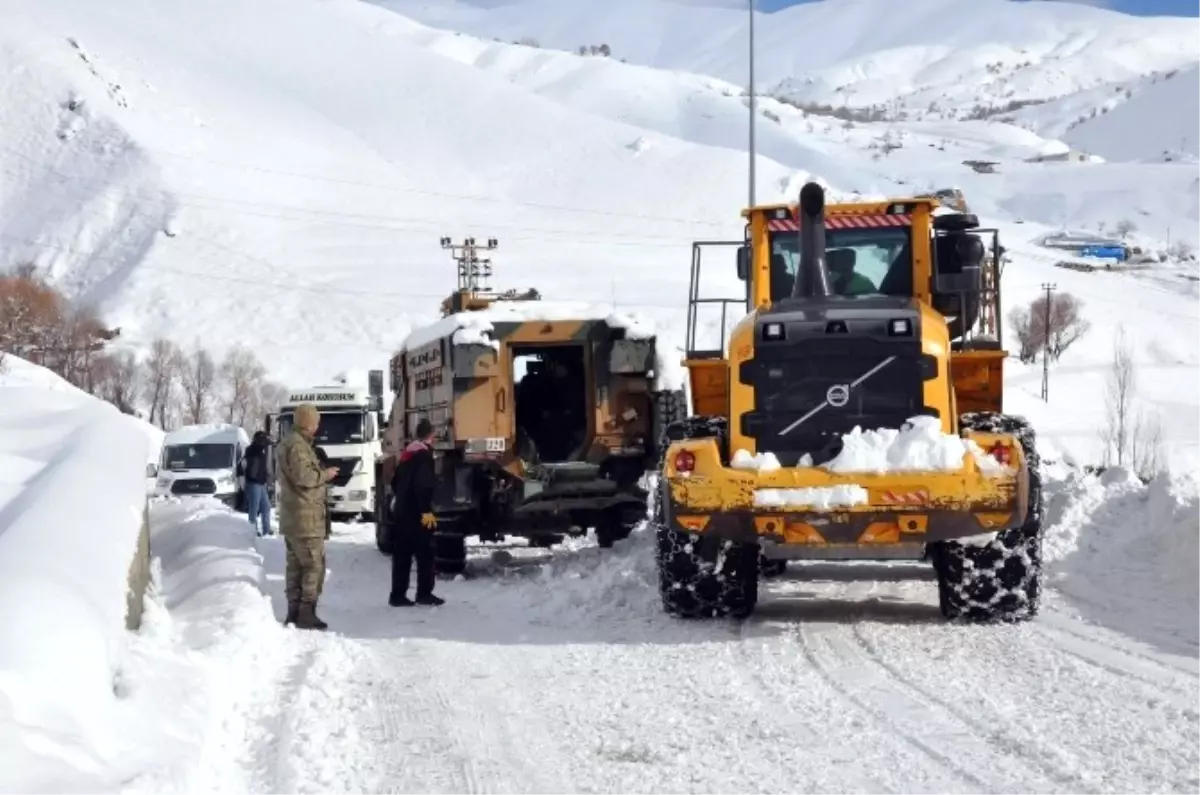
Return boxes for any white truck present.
[152,423,250,510]
[270,374,385,521]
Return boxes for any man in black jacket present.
[388,418,444,607]
[243,431,273,536]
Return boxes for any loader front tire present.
[930,412,1043,622]
[653,416,759,618]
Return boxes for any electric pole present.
[440,236,498,294]
[748,0,757,208]
[1040,282,1055,402]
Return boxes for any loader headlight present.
[763,322,785,341]
[888,318,913,337]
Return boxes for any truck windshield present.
[162,443,235,471]
[279,411,365,445]
[768,228,912,302]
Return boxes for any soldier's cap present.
[294,403,320,430]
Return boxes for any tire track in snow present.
[1034,609,1199,699]
[363,639,484,794]
[793,622,1020,793]
[847,624,1092,792]
[760,574,1067,791]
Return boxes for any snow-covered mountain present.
[376,0,1199,118]
[0,0,1196,470]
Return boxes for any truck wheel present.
[434,532,467,576]
[657,523,758,618]
[376,521,395,555]
[651,389,689,463]
[929,412,1042,622]
[759,555,787,578]
[654,415,758,618]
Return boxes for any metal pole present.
[1040,282,1055,402]
[748,0,756,208]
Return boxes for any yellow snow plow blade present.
[660,431,1028,547]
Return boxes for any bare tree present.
[179,343,217,425]
[1043,292,1090,359]
[142,338,183,428]
[1009,292,1090,363]
[0,266,118,386]
[1130,409,1164,481]
[1008,306,1041,363]
[1100,326,1137,468]
[220,344,267,428]
[1115,218,1137,239]
[1168,240,1194,260]
[92,351,143,414]
[258,380,289,429]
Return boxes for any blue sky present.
[758,0,1199,13]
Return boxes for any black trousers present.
[390,526,435,599]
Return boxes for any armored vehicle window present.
[512,345,589,464]
[768,227,912,301]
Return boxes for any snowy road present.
[229,523,1198,794]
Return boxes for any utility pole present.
[440,236,498,294]
[747,0,757,208]
[1040,282,1055,402]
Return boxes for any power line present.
[0,143,737,230]
[0,231,688,311]
[0,164,717,247]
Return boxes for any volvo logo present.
[826,384,850,407]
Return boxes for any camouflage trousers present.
[285,536,327,604]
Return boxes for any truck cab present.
[153,423,250,510]
[272,376,385,520]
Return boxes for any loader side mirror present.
[736,246,749,281]
[146,463,158,479]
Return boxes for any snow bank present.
[122,500,298,792]
[823,416,1005,475]
[400,301,656,352]
[1043,465,1200,650]
[0,356,159,790]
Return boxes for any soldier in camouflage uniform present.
[277,403,339,630]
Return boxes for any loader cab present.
[682,184,1007,459]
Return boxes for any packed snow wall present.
[0,355,160,770]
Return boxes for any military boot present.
[295,601,328,631]
[284,600,299,626]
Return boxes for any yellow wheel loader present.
[654,182,1041,622]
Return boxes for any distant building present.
[1041,232,1129,261]
[1026,148,1093,164]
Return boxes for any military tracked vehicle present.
[375,242,686,573]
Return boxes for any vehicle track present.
[1036,608,1198,686]
[364,640,485,794]
[847,624,1092,792]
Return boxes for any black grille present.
[740,339,932,466]
[329,458,358,487]
[171,478,217,495]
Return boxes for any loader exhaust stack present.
[792,181,832,299]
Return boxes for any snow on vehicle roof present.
[400,300,655,352]
[163,423,249,446]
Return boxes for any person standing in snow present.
[388,418,444,607]
[242,430,274,537]
[277,403,340,630]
